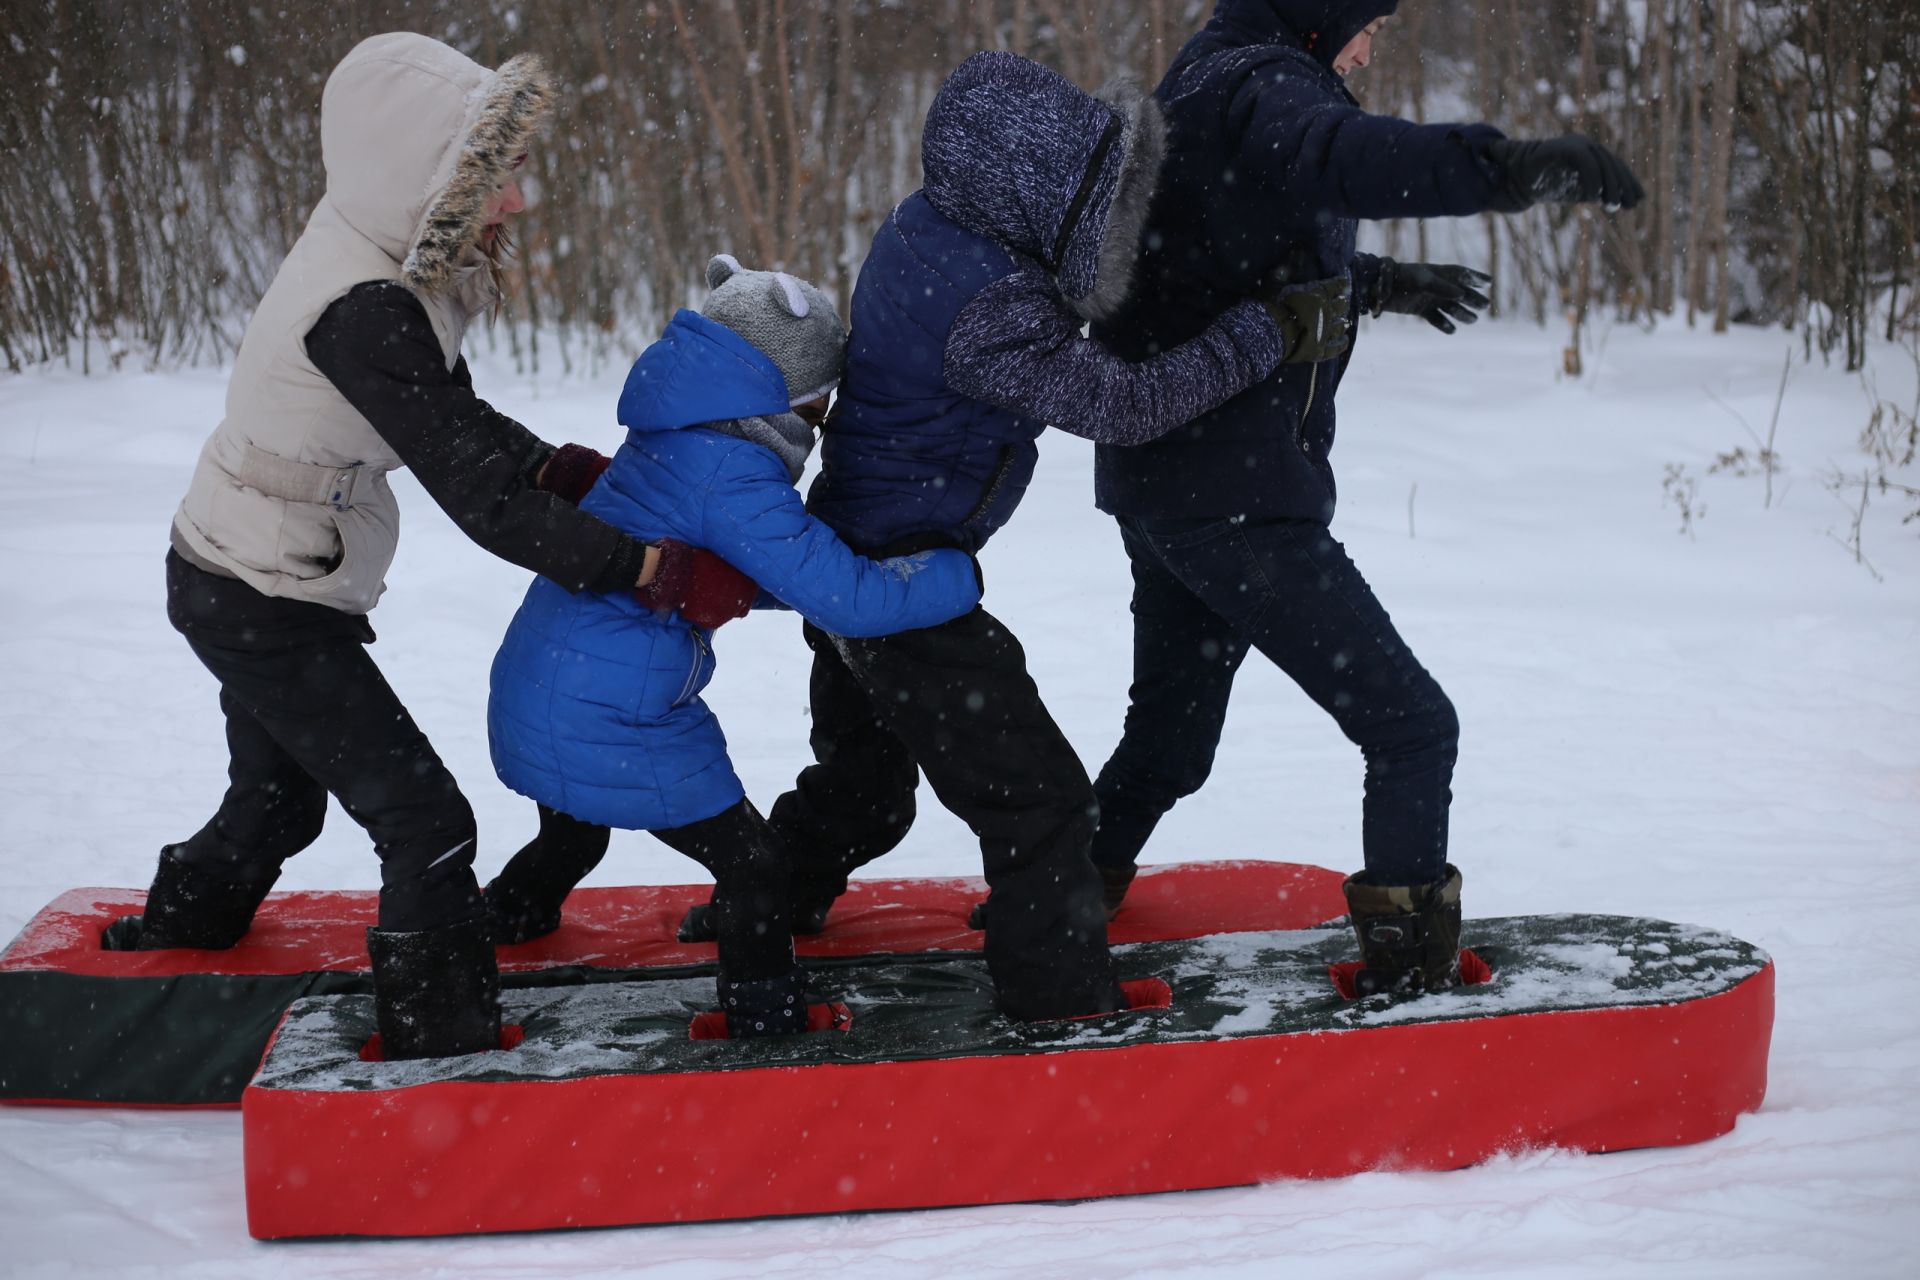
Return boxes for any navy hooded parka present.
[1093,0,1509,524]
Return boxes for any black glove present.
[1260,276,1352,365]
[1373,260,1493,334]
[1485,135,1646,213]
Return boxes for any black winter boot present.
[971,863,1134,931]
[483,878,563,946]
[365,918,502,1059]
[677,894,830,944]
[102,846,278,951]
[719,968,810,1038]
[1098,864,1136,921]
[1342,864,1464,996]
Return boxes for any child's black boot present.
[482,877,562,946]
[678,888,831,943]
[1342,864,1464,996]
[102,846,277,951]
[719,967,810,1038]
[971,863,1134,931]
[365,917,502,1059]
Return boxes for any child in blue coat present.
[486,256,982,1035]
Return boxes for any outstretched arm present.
[1231,72,1641,221]
[1232,72,1507,222]
[943,273,1288,446]
[694,448,980,638]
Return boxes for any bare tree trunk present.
[1653,0,1679,315]
[1566,0,1601,376]
[1706,0,1742,333]
[1683,0,1709,324]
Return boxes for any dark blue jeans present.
[1091,516,1458,886]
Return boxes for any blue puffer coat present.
[488,310,983,831]
[1094,0,1508,524]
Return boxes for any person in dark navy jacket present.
[749,51,1353,1023]
[1089,0,1644,995]
[487,257,982,1036]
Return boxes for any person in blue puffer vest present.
[1088,0,1645,996]
[745,50,1354,1024]
[486,256,982,1036]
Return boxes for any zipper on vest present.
[673,630,712,708]
[962,446,1018,529]
[1298,363,1319,445]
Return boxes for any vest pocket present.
[298,503,398,609]
[961,446,1019,530]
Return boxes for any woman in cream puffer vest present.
[110,33,681,1061]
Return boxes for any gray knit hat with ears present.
[700,255,848,407]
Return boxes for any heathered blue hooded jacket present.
[1094,0,1510,524]
[806,51,1287,556]
[488,310,982,831]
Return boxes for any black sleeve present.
[1350,252,1389,317]
[1232,72,1507,222]
[304,282,652,594]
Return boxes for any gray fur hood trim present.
[1071,78,1167,324]
[920,51,1162,320]
[403,53,554,292]
[707,413,817,485]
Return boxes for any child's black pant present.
[768,611,1121,1021]
[164,549,483,932]
[508,802,794,982]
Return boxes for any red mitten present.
[632,540,760,629]
[633,539,694,612]
[539,444,612,504]
[680,550,760,630]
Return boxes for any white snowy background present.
[2,316,1916,1277]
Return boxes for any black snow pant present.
[768,611,1123,1021]
[654,801,796,982]
[494,801,796,983]
[1091,516,1459,887]
[164,549,483,931]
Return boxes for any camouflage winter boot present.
[1342,864,1464,996]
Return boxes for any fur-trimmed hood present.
[921,51,1165,323]
[1212,0,1401,68]
[319,33,553,294]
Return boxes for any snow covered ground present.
[2,316,1916,1277]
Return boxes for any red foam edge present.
[241,962,1776,1239]
[1,861,1349,980]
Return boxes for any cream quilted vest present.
[173,34,531,614]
